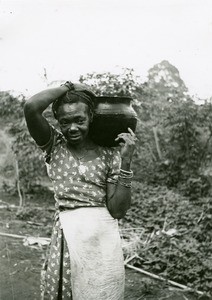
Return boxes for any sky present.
[0,0,212,99]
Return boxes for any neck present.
[67,137,94,151]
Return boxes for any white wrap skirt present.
[41,207,125,300]
[59,207,125,300]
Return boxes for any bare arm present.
[106,129,136,219]
[24,86,69,146]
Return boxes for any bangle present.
[120,169,133,175]
[119,173,133,179]
[61,81,74,91]
[118,180,132,188]
[120,169,133,179]
[118,175,132,186]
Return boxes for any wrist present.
[118,169,133,188]
[121,158,131,171]
[61,81,74,91]
[60,85,69,92]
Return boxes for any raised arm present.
[24,85,69,146]
[106,128,136,219]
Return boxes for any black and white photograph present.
[0,0,212,299]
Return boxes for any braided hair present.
[52,90,95,120]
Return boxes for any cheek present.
[85,120,91,131]
[81,124,89,134]
[60,127,69,136]
[80,119,90,131]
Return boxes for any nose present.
[68,123,78,132]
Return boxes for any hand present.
[72,83,96,97]
[115,128,137,162]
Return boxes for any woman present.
[24,81,136,300]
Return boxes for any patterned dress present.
[40,128,125,300]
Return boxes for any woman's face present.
[57,102,91,145]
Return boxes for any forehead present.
[57,102,89,119]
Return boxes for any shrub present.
[120,182,212,295]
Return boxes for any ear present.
[89,110,93,123]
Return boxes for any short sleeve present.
[38,126,63,164]
[107,149,121,184]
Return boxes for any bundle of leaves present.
[120,182,212,295]
[79,68,141,99]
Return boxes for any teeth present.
[70,136,80,139]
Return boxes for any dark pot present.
[89,96,137,147]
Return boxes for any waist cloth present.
[41,206,125,300]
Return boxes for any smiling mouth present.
[69,134,81,140]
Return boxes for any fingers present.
[128,127,134,135]
[115,134,137,146]
[115,128,137,143]
[115,133,133,141]
[119,142,125,147]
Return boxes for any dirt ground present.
[0,192,202,300]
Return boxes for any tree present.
[0,92,48,203]
[148,60,188,101]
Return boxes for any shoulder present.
[99,146,121,164]
[39,126,66,163]
[39,126,64,150]
[99,146,120,155]
[99,145,120,154]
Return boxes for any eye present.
[60,120,69,126]
[77,118,85,124]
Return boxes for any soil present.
[0,191,201,300]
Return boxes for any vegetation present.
[1,60,212,296]
[121,182,212,294]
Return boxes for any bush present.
[0,92,25,119]
[120,182,212,295]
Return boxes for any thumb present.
[119,142,125,147]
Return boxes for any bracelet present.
[61,81,74,91]
[120,169,133,175]
[119,173,133,179]
[118,175,132,185]
[118,180,132,188]
[120,169,133,179]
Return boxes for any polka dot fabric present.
[39,127,123,299]
[42,127,121,210]
[41,213,72,300]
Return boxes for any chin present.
[68,137,83,145]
